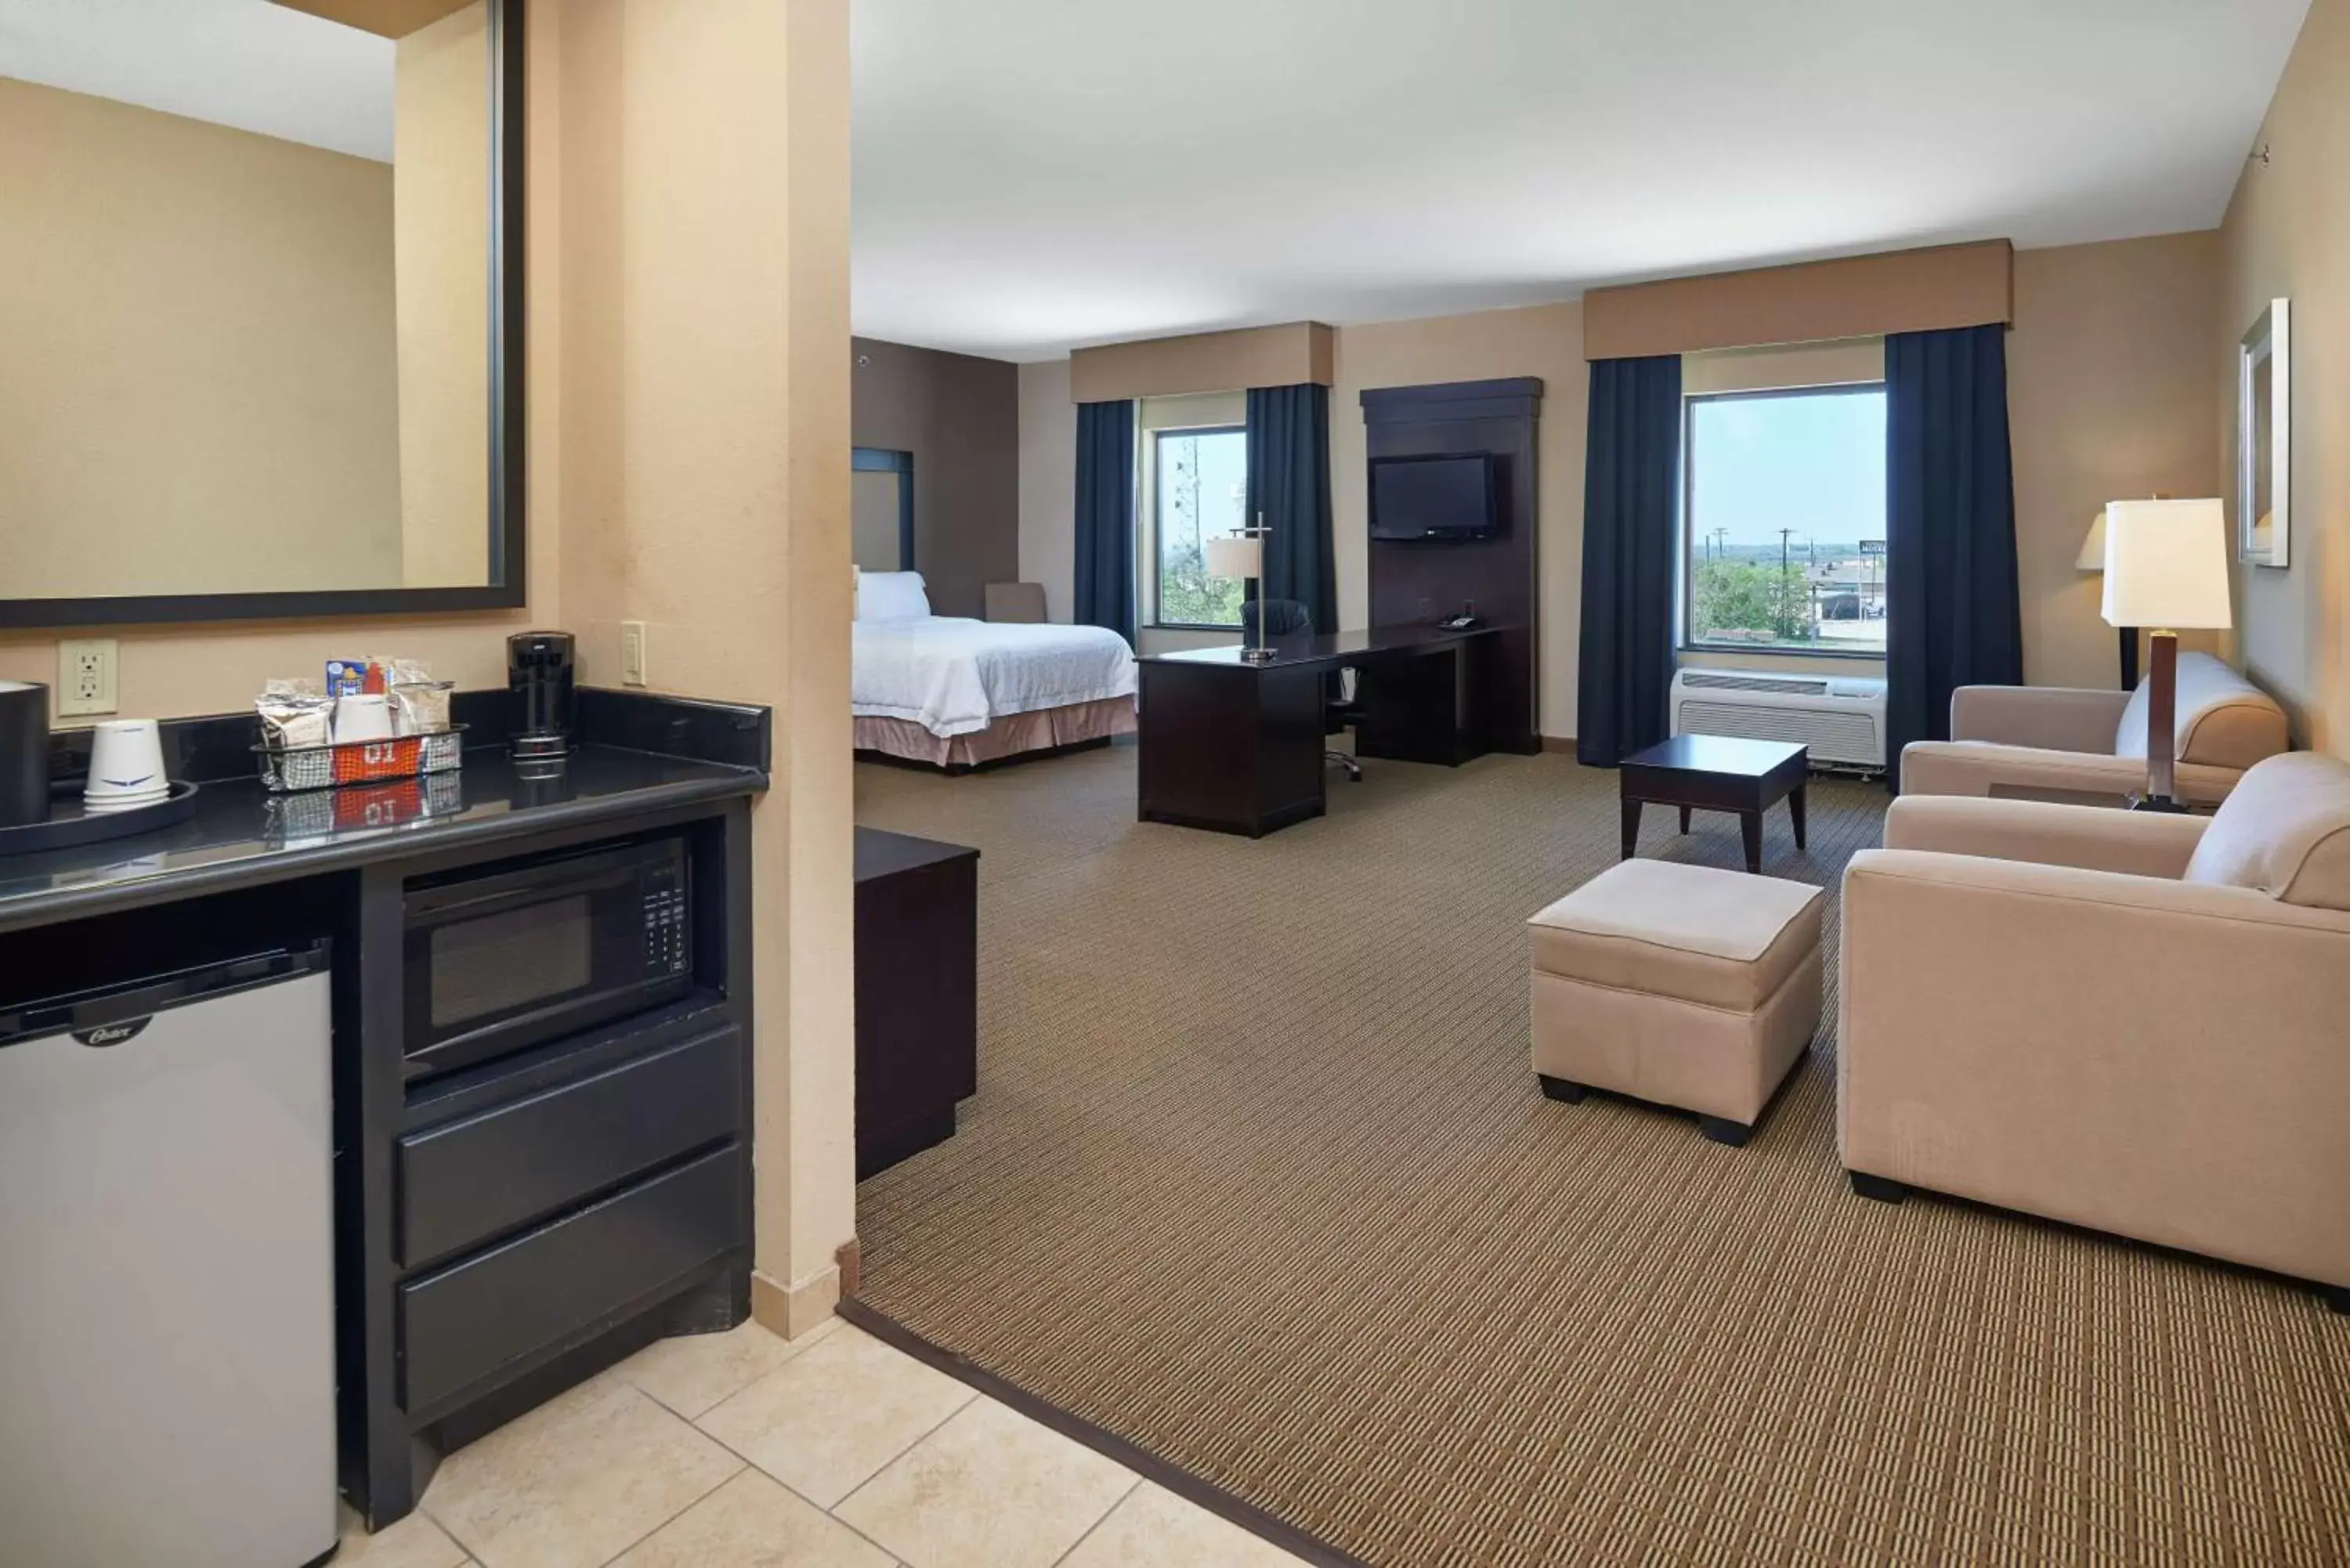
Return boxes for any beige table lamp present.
[1206,529,1273,663]
[2100,499,2231,810]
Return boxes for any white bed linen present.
[851,616,1137,738]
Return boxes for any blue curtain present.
[1885,324,2022,785]
[1575,356,1682,766]
[1244,385,1336,634]
[1072,400,1137,645]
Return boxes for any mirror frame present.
[0,0,526,630]
[2236,297,2289,570]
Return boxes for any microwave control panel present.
[642,877,691,977]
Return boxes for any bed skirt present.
[854,696,1136,771]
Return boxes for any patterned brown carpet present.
[852,741,2350,1568]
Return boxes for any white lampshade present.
[1205,534,1262,579]
[2075,509,2107,572]
[2101,499,2232,630]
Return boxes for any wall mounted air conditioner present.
[1670,669,1888,772]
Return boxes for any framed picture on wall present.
[2238,298,2290,568]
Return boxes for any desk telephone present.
[1437,603,1483,632]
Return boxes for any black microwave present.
[402,835,692,1079]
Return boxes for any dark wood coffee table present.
[1619,735,1809,874]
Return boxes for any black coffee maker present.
[508,631,576,762]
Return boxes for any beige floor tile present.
[1058,1483,1311,1568]
[618,1317,837,1420]
[609,1469,895,1568]
[833,1397,1137,1568]
[696,1324,974,1508]
[337,1502,471,1568]
[421,1377,741,1568]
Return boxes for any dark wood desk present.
[854,827,978,1176]
[1618,735,1808,874]
[1137,624,1524,836]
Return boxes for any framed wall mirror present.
[2237,298,2289,569]
[0,0,525,628]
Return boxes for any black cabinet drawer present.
[399,1144,742,1415]
[398,1026,742,1268]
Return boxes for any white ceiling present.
[851,0,2308,362]
[0,0,393,161]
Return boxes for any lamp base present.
[2130,794,2191,815]
[1238,647,1277,665]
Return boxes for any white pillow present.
[856,570,931,623]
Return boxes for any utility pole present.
[1778,528,1799,642]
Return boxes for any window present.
[1152,426,1248,628]
[1683,385,1887,656]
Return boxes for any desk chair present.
[983,581,1047,623]
[1242,598,1363,782]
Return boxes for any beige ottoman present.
[1528,859,1824,1146]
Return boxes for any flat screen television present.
[1368,453,1498,540]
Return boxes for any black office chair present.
[1242,598,1363,782]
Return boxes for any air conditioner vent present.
[1669,668,1888,771]
[1679,672,1831,697]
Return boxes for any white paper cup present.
[85,719,168,802]
[333,693,396,745]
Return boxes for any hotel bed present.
[852,573,1137,770]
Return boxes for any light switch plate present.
[620,621,648,688]
[58,638,118,717]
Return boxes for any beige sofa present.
[1838,752,2350,1308]
[1899,651,2287,805]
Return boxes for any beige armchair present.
[1838,752,2350,1309]
[1899,650,2287,805]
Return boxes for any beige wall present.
[2221,0,2349,754]
[0,78,403,600]
[2008,233,2222,690]
[394,0,494,589]
[551,0,857,1334]
[775,0,857,1335]
[1017,358,1078,622]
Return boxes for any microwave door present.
[403,852,676,1076]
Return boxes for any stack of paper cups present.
[84,720,170,812]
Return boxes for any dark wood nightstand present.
[854,826,978,1178]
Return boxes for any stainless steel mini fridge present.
[0,944,338,1568]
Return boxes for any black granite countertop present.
[0,744,765,935]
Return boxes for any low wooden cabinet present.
[854,828,978,1177]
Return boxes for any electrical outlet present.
[620,621,649,688]
[58,638,118,717]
